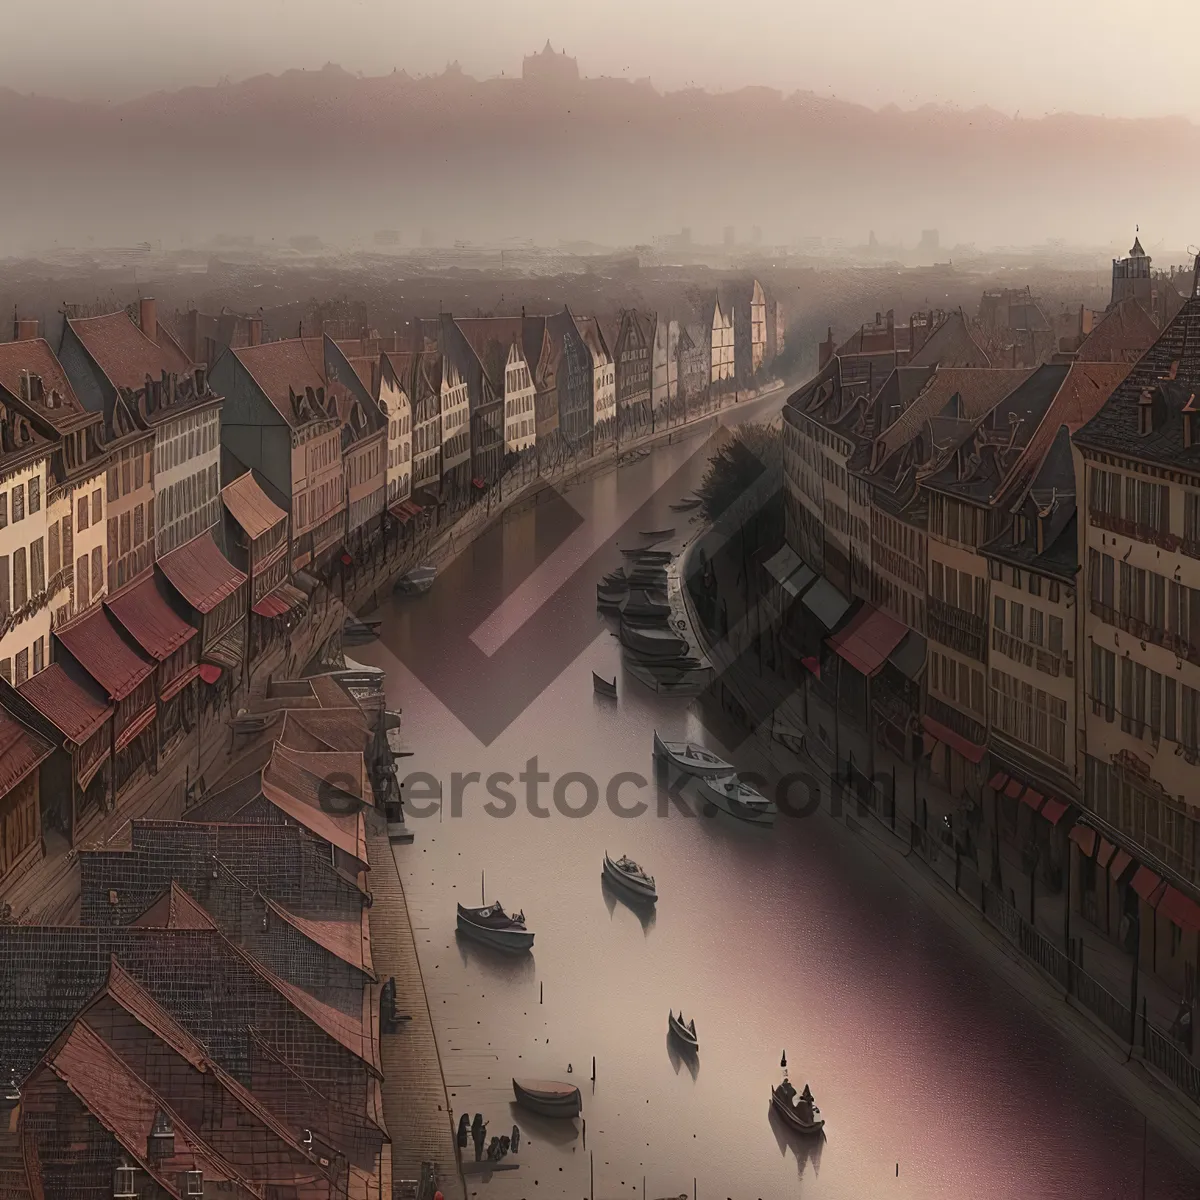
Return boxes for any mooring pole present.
[481,870,485,905]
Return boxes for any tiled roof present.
[455,317,525,392]
[66,310,193,392]
[17,661,112,745]
[0,338,89,432]
[230,338,330,425]
[1075,298,1158,364]
[89,958,209,1068]
[266,898,375,977]
[0,705,53,796]
[222,470,288,541]
[106,573,197,662]
[573,315,612,364]
[909,311,991,368]
[131,881,220,931]
[55,605,155,701]
[259,963,379,1073]
[157,530,247,614]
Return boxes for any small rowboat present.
[603,851,656,901]
[772,1078,825,1135]
[621,625,688,659]
[653,731,733,779]
[512,1078,582,1118]
[639,527,676,539]
[699,774,777,825]
[456,903,534,951]
[395,565,436,595]
[621,548,673,563]
[668,1010,698,1051]
[597,586,625,608]
[670,498,701,511]
[593,672,617,698]
[621,589,671,619]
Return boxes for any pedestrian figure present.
[471,1114,486,1161]
[511,1124,520,1154]
[456,1113,469,1149]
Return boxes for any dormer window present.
[1138,388,1155,436]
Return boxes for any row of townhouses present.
[0,281,784,892]
[773,239,1200,1014]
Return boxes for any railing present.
[992,628,1073,679]
[1073,967,1134,1044]
[1089,508,1178,553]
[1145,1021,1200,1105]
[928,597,987,662]
[925,695,987,747]
[1089,598,1200,667]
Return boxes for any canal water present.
[356,395,1200,1199]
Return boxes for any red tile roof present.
[266,898,375,977]
[0,705,53,796]
[1075,298,1158,364]
[67,310,193,392]
[131,882,220,932]
[231,338,331,425]
[106,573,197,662]
[455,317,525,391]
[17,662,112,745]
[0,338,89,432]
[222,470,288,541]
[54,605,155,701]
[157,531,247,614]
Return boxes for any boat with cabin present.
[653,731,734,779]
[395,565,437,595]
[602,852,657,901]
[698,774,777,825]
[456,903,534,951]
[771,1058,824,1135]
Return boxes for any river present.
[355,393,1200,1199]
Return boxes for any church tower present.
[1110,231,1153,309]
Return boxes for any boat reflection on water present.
[453,930,538,982]
[665,1031,700,1082]
[768,1104,824,1179]
[600,872,657,936]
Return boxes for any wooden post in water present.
[589,1150,594,1200]
[481,870,485,905]
[539,981,543,1004]
[591,1055,596,1083]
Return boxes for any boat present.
[698,774,777,825]
[670,498,702,511]
[771,1077,824,1136]
[668,1010,698,1051]
[600,570,629,590]
[395,565,436,595]
[456,903,534,951]
[593,672,618,698]
[602,852,657,901]
[621,589,671,619]
[597,586,626,608]
[620,548,673,564]
[620,624,688,659]
[512,1078,582,1119]
[342,615,381,642]
[653,731,734,779]
[639,527,675,539]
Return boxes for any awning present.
[0,708,53,796]
[801,655,821,678]
[1159,886,1200,933]
[1109,849,1133,881]
[827,604,907,677]
[1039,797,1070,826]
[764,545,803,587]
[56,605,155,702]
[160,663,201,702]
[222,469,287,540]
[1020,789,1045,812]
[781,564,816,601]
[203,622,244,671]
[1069,825,1097,857]
[199,663,223,685]
[157,531,247,614]
[887,631,927,679]
[921,715,986,763]
[388,498,424,523]
[1131,866,1165,904]
[106,574,197,663]
[472,476,486,489]
[1095,838,1117,869]
[18,662,112,744]
[1004,778,1026,801]
[802,577,852,630]
[989,771,1009,791]
[252,583,307,618]
[114,704,157,752]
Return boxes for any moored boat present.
[603,851,657,901]
[621,588,671,618]
[667,1010,698,1051]
[771,1077,825,1135]
[395,565,437,595]
[593,672,618,698]
[639,527,676,539]
[670,498,701,511]
[620,624,688,659]
[456,903,534,951]
[512,1078,582,1118]
[597,586,626,608]
[698,774,777,825]
[652,731,733,779]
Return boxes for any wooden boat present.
[596,586,626,608]
[600,570,629,590]
[593,672,618,698]
[620,624,687,659]
[621,589,671,619]
[698,774,777,825]
[639,527,675,539]
[603,852,657,901]
[620,548,673,564]
[395,565,436,595]
[670,498,702,511]
[653,731,733,779]
[668,1010,698,1051]
[512,1078,582,1118]
[456,903,534,951]
[771,1077,825,1135]
[342,615,382,642]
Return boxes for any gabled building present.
[409,349,443,502]
[710,295,735,393]
[1072,297,1159,364]
[726,279,768,386]
[427,320,474,505]
[61,299,222,560]
[573,315,615,444]
[677,321,711,420]
[379,352,415,509]
[523,315,563,467]
[210,337,349,575]
[454,317,530,468]
[174,306,265,367]
[610,309,653,439]
[650,313,679,424]
[547,308,594,450]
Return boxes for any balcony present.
[925,694,987,747]
[928,597,987,662]
[992,628,1074,678]
[1089,599,1200,668]
[1089,509,1179,553]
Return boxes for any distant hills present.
[3,63,1197,254]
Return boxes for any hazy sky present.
[4,0,1199,118]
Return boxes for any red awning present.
[198,663,223,685]
[1159,886,1200,933]
[921,715,986,763]
[826,604,907,677]
[56,605,155,702]
[160,663,200,702]
[18,663,112,744]
[388,498,424,523]
[1004,778,1026,801]
[988,771,1008,791]
[801,656,821,678]
[472,476,486,489]
[1095,837,1116,868]
[106,574,197,662]
[1039,797,1070,826]
[1131,866,1165,903]
[1022,789,1045,812]
[1109,848,1133,881]
[114,704,156,752]
[340,552,353,566]
[157,531,247,614]
[0,708,53,796]
[1068,825,1097,857]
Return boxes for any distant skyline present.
[5,0,1200,120]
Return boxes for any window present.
[1049,614,1063,655]
[107,467,118,502]
[13,547,27,609]
[121,460,130,495]
[30,539,44,595]
[1049,581,1061,604]
[1091,641,1116,721]
[77,495,89,531]
[1166,676,1178,741]
[1029,608,1044,646]
[134,504,144,547]
[1011,601,1025,640]
[12,484,24,523]
[119,512,131,556]
[91,547,102,596]
[48,523,60,577]
[92,489,101,524]
[32,637,43,675]
[76,555,89,609]
[994,595,1006,631]
[0,492,6,528]
[28,476,39,513]
[0,659,8,683]
[1150,671,1163,739]
[14,648,28,685]
[0,557,8,615]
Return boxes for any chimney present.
[139,297,157,343]
[247,317,263,347]
[14,318,38,341]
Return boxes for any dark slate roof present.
[908,311,991,369]
[1074,276,1200,468]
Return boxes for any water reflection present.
[666,1032,700,1081]
[768,1106,824,1179]
[454,931,538,982]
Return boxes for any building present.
[727,279,768,386]
[547,308,594,451]
[454,317,530,470]
[174,306,264,367]
[710,294,736,392]
[574,315,615,444]
[650,313,679,424]
[523,315,562,467]
[409,349,444,502]
[1110,235,1153,311]
[61,299,222,561]
[210,337,349,575]
[0,700,53,887]
[610,309,653,439]
[522,40,580,84]
[677,321,711,419]
[1073,270,1200,993]
[431,321,474,504]
[379,352,415,505]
